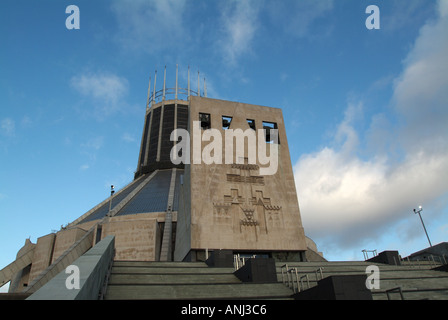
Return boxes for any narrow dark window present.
[247,119,256,130]
[199,113,211,130]
[262,121,280,144]
[222,116,232,130]
[95,225,103,244]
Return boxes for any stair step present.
[105,283,293,300]
[276,270,448,280]
[104,260,448,300]
[109,273,242,285]
[113,261,208,268]
[372,289,448,300]
[371,278,448,292]
[111,266,234,274]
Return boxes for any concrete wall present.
[175,97,307,260]
[76,212,174,261]
[27,235,115,300]
[29,233,56,282]
[24,229,95,294]
[102,218,160,261]
[51,228,88,264]
[174,164,192,261]
[4,239,35,293]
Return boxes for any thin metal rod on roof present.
[152,70,157,106]
[204,77,207,98]
[175,64,178,100]
[197,70,200,97]
[146,76,151,109]
[187,66,190,100]
[163,66,166,101]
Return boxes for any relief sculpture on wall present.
[212,162,283,241]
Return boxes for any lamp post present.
[108,185,115,215]
[413,206,432,247]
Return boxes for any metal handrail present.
[233,254,256,271]
[280,264,289,284]
[362,249,377,260]
[289,268,300,292]
[280,265,324,293]
[233,254,243,271]
[148,87,200,106]
[386,287,405,300]
[314,267,324,281]
[98,248,116,300]
[298,274,310,292]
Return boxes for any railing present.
[233,254,256,271]
[401,254,447,268]
[98,247,116,300]
[386,287,405,300]
[429,254,447,266]
[281,264,324,293]
[148,87,200,106]
[297,273,310,293]
[362,249,377,260]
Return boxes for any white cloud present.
[71,73,128,105]
[294,1,448,251]
[383,0,436,32]
[392,1,448,152]
[439,224,448,236]
[111,0,187,54]
[70,72,129,118]
[217,0,262,65]
[267,0,334,38]
[81,136,104,151]
[1,118,15,136]
[21,116,32,128]
[121,133,135,143]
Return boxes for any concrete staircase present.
[276,261,448,300]
[104,261,293,300]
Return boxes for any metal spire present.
[146,76,151,109]
[175,64,178,100]
[152,70,157,105]
[197,70,200,97]
[163,66,166,101]
[187,66,190,100]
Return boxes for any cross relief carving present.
[212,162,283,239]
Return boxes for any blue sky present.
[1,0,448,289]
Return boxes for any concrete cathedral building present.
[3,66,445,300]
[1,66,322,296]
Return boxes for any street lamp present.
[108,185,115,215]
[413,205,432,247]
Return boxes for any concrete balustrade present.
[27,235,115,300]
